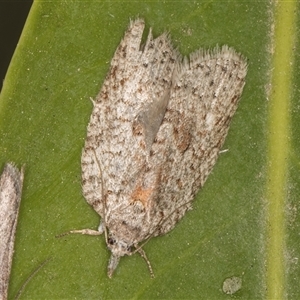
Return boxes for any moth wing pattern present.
[81,19,179,239]
[144,46,248,236]
[0,163,24,298]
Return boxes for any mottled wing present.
[81,19,178,224]
[0,163,24,299]
[145,46,247,236]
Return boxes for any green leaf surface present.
[0,1,298,299]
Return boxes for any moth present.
[74,19,247,277]
[0,163,24,298]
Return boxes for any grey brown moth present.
[73,19,247,278]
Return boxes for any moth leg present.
[69,220,105,236]
[68,229,102,236]
[57,220,105,237]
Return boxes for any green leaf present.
[1,1,298,299]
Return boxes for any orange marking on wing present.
[131,186,154,208]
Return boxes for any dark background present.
[0,1,33,92]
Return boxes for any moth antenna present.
[91,149,111,246]
[57,151,105,239]
[136,247,155,278]
[103,222,108,245]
